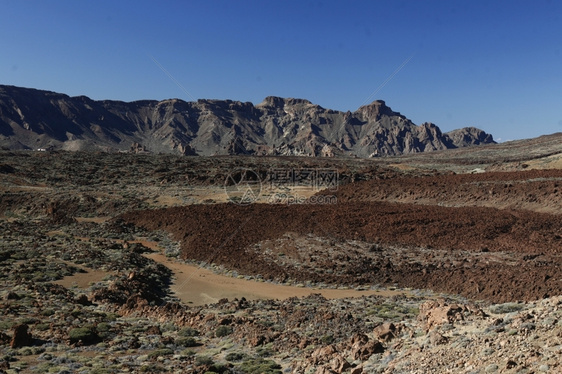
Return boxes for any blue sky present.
[1,0,561,141]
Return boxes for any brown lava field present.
[122,169,562,304]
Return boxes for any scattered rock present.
[145,325,162,336]
[373,322,397,342]
[5,292,20,300]
[75,294,91,306]
[350,338,385,360]
[10,324,32,348]
[418,300,466,331]
[311,345,336,364]
[428,330,448,345]
[330,354,351,373]
[0,358,9,371]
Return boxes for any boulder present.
[351,340,385,361]
[10,324,32,348]
[330,354,351,373]
[311,345,337,364]
[418,300,466,331]
[5,292,20,300]
[350,366,363,374]
[373,322,398,342]
[429,330,448,345]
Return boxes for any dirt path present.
[145,252,409,306]
[48,233,410,305]
[53,263,111,289]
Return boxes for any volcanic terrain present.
[1,135,562,373]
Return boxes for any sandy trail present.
[53,264,111,289]
[50,235,410,306]
[145,251,408,306]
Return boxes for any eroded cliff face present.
[0,85,495,156]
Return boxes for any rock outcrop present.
[10,324,32,348]
[0,85,495,157]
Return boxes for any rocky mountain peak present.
[258,96,314,108]
[258,96,286,107]
[0,85,496,156]
[355,100,404,123]
[445,127,495,146]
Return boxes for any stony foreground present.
[1,217,561,374]
[1,151,562,373]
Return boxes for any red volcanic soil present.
[120,199,562,303]
[322,169,562,214]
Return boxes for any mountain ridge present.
[0,84,495,156]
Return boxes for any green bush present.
[237,358,282,374]
[215,325,233,338]
[178,327,199,337]
[225,352,247,362]
[320,334,334,345]
[140,364,165,372]
[19,317,38,325]
[69,327,99,345]
[35,323,50,331]
[89,369,112,374]
[96,322,111,332]
[96,322,112,339]
[148,348,174,359]
[489,302,526,314]
[256,345,274,358]
[195,356,215,366]
[0,320,15,331]
[180,348,196,357]
[176,336,199,347]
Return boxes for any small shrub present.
[180,349,196,356]
[237,358,282,374]
[96,322,112,339]
[178,327,199,337]
[140,364,165,372]
[89,369,112,374]
[225,352,246,362]
[69,327,99,345]
[19,317,38,325]
[195,356,215,366]
[105,313,119,321]
[96,322,111,332]
[18,347,33,356]
[0,320,15,331]
[148,348,174,359]
[35,323,50,331]
[320,334,334,345]
[176,336,199,347]
[70,309,83,318]
[489,303,526,314]
[215,326,232,338]
[256,344,274,358]
[160,322,176,333]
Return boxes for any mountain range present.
[0,85,495,157]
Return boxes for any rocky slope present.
[0,85,495,156]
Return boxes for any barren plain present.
[1,135,562,373]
